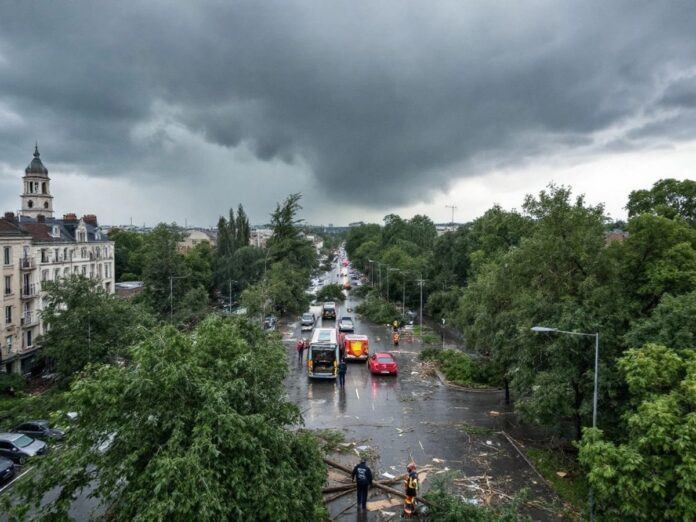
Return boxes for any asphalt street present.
[282,272,561,520]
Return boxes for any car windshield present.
[302,314,313,320]
[377,357,393,363]
[14,435,34,448]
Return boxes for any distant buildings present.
[177,229,217,253]
[250,228,273,248]
[0,146,115,374]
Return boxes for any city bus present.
[308,328,340,379]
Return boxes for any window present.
[43,201,49,209]
[81,247,87,258]
[4,275,11,296]
[27,200,33,208]
[54,268,60,280]
[6,336,12,353]
[54,248,59,261]
[105,264,110,278]
[5,306,12,324]
[26,330,32,348]
[81,265,87,276]
[63,247,68,260]
[41,249,48,263]
[90,264,94,278]
[3,246,10,265]
[41,270,49,282]
[97,264,102,278]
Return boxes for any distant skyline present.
[2,2,696,227]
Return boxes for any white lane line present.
[355,388,360,400]
[0,465,34,494]
[419,440,424,451]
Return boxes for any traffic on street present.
[282,253,562,520]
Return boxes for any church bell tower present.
[21,144,54,219]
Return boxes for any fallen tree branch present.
[323,457,434,507]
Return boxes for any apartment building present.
[0,146,115,374]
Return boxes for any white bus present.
[308,328,340,379]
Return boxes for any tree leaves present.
[9,316,326,521]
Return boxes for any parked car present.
[322,302,337,320]
[12,420,65,442]
[301,312,317,331]
[338,316,355,332]
[0,457,15,483]
[0,433,47,464]
[368,352,398,375]
[263,316,277,331]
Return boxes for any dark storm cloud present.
[1,1,696,207]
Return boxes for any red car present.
[368,352,398,375]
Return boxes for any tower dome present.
[25,144,48,176]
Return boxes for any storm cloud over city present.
[1,1,696,224]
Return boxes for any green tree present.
[315,283,345,303]
[267,193,316,269]
[235,203,251,246]
[38,276,152,381]
[184,242,214,295]
[579,344,696,521]
[626,291,696,350]
[627,178,696,223]
[141,224,191,319]
[109,228,145,281]
[7,316,326,520]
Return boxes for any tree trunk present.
[503,377,510,405]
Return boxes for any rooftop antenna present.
[445,204,457,226]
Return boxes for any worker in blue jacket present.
[351,457,373,510]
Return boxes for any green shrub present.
[355,295,400,325]
[351,285,374,298]
[0,373,26,395]
[426,474,531,521]
[420,349,499,387]
[315,284,345,302]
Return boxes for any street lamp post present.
[531,325,600,521]
[416,274,425,341]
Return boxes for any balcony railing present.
[20,257,36,270]
[21,284,37,299]
[20,311,38,327]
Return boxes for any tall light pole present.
[445,204,458,227]
[416,274,425,341]
[531,325,600,521]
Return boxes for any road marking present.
[0,465,34,495]
[355,388,360,399]
[419,440,424,451]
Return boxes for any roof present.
[25,144,49,176]
[311,328,338,345]
[14,216,109,243]
[0,218,28,237]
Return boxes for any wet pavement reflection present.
[283,275,562,520]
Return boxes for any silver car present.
[0,432,47,464]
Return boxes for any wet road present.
[283,280,561,520]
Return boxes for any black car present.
[0,457,15,483]
[12,420,65,441]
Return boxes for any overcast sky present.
[1,1,695,227]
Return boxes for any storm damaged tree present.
[38,275,152,382]
[6,316,326,520]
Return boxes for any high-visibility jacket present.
[405,471,418,496]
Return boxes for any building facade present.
[0,146,115,374]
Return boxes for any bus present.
[308,328,340,379]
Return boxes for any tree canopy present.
[8,316,327,520]
[38,275,153,381]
